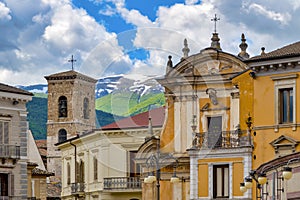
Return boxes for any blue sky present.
[0,0,300,85]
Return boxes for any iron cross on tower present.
[211,14,220,33]
[68,55,77,70]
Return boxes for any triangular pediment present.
[270,135,299,146]
[270,135,299,156]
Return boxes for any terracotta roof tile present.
[35,140,47,157]
[102,107,165,130]
[248,41,300,62]
[35,139,47,148]
[0,83,33,96]
[32,168,54,176]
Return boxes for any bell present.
[60,101,67,109]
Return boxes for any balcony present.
[103,177,142,191]
[0,145,20,159]
[193,130,251,149]
[71,182,85,195]
[0,197,10,200]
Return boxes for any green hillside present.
[127,93,165,116]
[33,93,48,98]
[96,110,123,128]
[26,97,48,140]
[95,92,166,117]
[95,92,140,116]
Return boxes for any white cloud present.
[0,0,127,85]
[1,0,300,86]
[247,3,291,25]
[288,0,300,10]
[185,0,200,5]
[117,7,153,27]
[43,4,112,52]
[99,4,117,16]
[80,33,133,78]
[91,0,125,8]
[0,2,11,21]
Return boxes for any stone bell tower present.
[44,70,97,196]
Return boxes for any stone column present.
[190,153,198,199]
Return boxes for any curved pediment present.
[136,136,159,159]
[166,48,248,78]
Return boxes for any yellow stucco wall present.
[161,97,175,152]
[233,162,244,196]
[198,164,208,197]
[252,72,300,170]
[161,181,173,199]
[232,70,254,131]
[198,157,244,197]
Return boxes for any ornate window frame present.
[272,75,297,129]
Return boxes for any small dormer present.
[270,135,299,157]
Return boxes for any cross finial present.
[68,55,76,70]
[211,14,220,33]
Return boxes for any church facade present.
[139,32,300,200]
[45,31,300,200]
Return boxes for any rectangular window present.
[67,163,70,185]
[279,88,293,123]
[129,151,140,177]
[213,165,229,198]
[0,173,8,197]
[0,121,9,144]
[93,157,98,181]
[207,116,222,148]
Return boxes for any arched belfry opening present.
[58,96,68,118]
[58,129,67,143]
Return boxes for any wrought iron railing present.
[0,145,20,159]
[103,177,142,190]
[71,182,85,194]
[193,130,250,149]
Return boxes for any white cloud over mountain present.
[0,0,300,85]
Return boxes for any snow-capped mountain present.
[18,84,48,94]
[17,74,164,99]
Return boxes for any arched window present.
[58,129,67,143]
[83,97,89,119]
[58,96,68,118]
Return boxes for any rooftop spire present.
[211,33,221,50]
[210,14,221,50]
[145,117,154,141]
[261,47,266,55]
[166,55,173,74]
[238,33,249,59]
[182,38,190,58]
[148,117,153,136]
